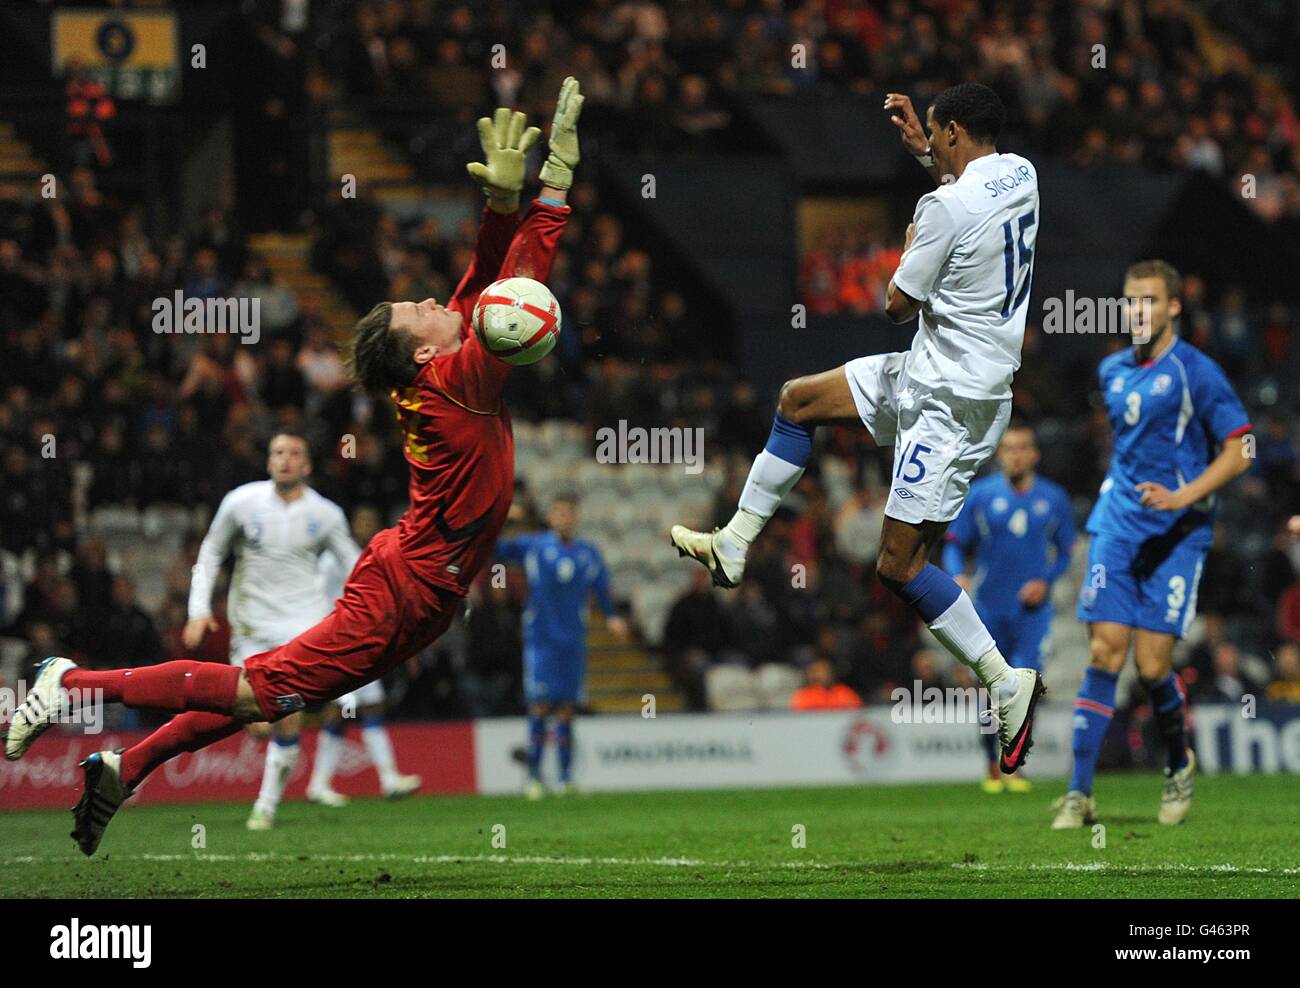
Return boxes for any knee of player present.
[273,715,301,738]
[1088,636,1127,673]
[776,378,808,423]
[1134,646,1175,682]
[232,673,264,723]
[874,549,911,591]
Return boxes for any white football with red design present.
[472,277,561,366]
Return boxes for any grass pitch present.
[1,774,1296,898]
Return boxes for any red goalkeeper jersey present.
[389,198,569,596]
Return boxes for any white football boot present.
[306,783,349,807]
[524,779,545,801]
[991,668,1047,773]
[246,807,275,831]
[1158,749,1196,825]
[1051,791,1099,830]
[5,656,76,761]
[383,773,422,800]
[71,749,131,856]
[669,525,745,589]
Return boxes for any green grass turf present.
[1,774,1297,898]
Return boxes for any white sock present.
[311,730,342,791]
[362,724,398,789]
[721,450,805,553]
[255,740,299,815]
[926,591,1016,693]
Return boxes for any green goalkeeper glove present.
[466,107,541,214]
[538,76,584,191]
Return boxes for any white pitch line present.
[2,852,1298,875]
[953,861,1300,875]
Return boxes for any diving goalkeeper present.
[4,79,585,856]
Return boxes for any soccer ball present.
[472,277,561,366]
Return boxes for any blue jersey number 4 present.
[1001,209,1035,317]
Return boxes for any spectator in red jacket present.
[791,657,863,711]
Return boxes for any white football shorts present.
[843,351,1011,524]
[229,634,280,668]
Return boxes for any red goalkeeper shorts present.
[242,527,460,721]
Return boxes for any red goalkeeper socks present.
[64,660,241,714]
[120,712,242,789]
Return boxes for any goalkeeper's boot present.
[669,526,745,589]
[1158,749,1196,825]
[5,656,75,761]
[1051,791,1098,830]
[71,749,131,856]
[383,773,422,800]
[992,668,1046,774]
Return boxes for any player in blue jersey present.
[497,494,628,798]
[943,423,1075,793]
[1053,260,1252,829]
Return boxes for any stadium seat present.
[630,582,680,646]
[705,664,763,712]
[610,563,650,602]
[756,663,804,710]
[579,488,623,523]
[576,459,622,493]
[90,505,142,535]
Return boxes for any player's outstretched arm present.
[183,492,239,649]
[323,505,362,575]
[884,92,941,185]
[466,107,541,215]
[538,76,584,204]
[495,534,537,562]
[591,551,629,640]
[450,109,538,317]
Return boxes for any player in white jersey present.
[184,433,413,829]
[673,83,1046,773]
[309,505,422,805]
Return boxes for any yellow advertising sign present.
[52,9,179,101]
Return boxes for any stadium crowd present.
[2,0,1299,727]
[340,0,1299,221]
